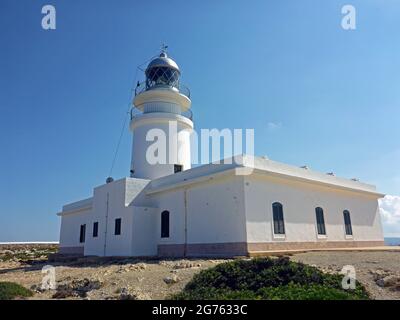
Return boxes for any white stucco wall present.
[243,174,384,244]
[149,175,247,246]
[151,189,186,246]
[131,206,158,256]
[84,179,130,256]
[59,178,155,257]
[59,207,92,252]
[186,176,246,244]
[83,178,152,257]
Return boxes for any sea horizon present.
[384,237,400,246]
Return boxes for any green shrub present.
[172,287,260,300]
[171,257,369,300]
[258,283,362,300]
[0,282,33,300]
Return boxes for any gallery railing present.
[130,108,193,121]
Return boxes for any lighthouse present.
[129,48,193,180]
[57,47,385,259]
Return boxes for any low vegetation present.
[171,257,369,300]
[0,245,58,262]
[0,282,33,300]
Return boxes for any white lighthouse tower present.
[130,48,193,180]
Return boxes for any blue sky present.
[0,0,399,241]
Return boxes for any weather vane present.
[160,43,168,54]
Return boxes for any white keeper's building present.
[57,50,385,257]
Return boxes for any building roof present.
[58,155,384,216]
[147,155,384,197]
[146,52,180,73]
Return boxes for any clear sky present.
[0,0,399,241]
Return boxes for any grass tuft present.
[0,282,33,300]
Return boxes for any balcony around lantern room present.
[130,104,193,121]
[132,80,192,121]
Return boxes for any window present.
[174,164,183,173]
[114,218,121,235]
[146,66,180,89]
[93,222,98,238]
[343,210,353,236]
[79,224,86,243]
[272,202,285,235]
[161,210,170,238]
[315,207,326,235]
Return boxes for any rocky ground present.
[291,250,400,300]
[1,244,400,300]
[0,244,226,300]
